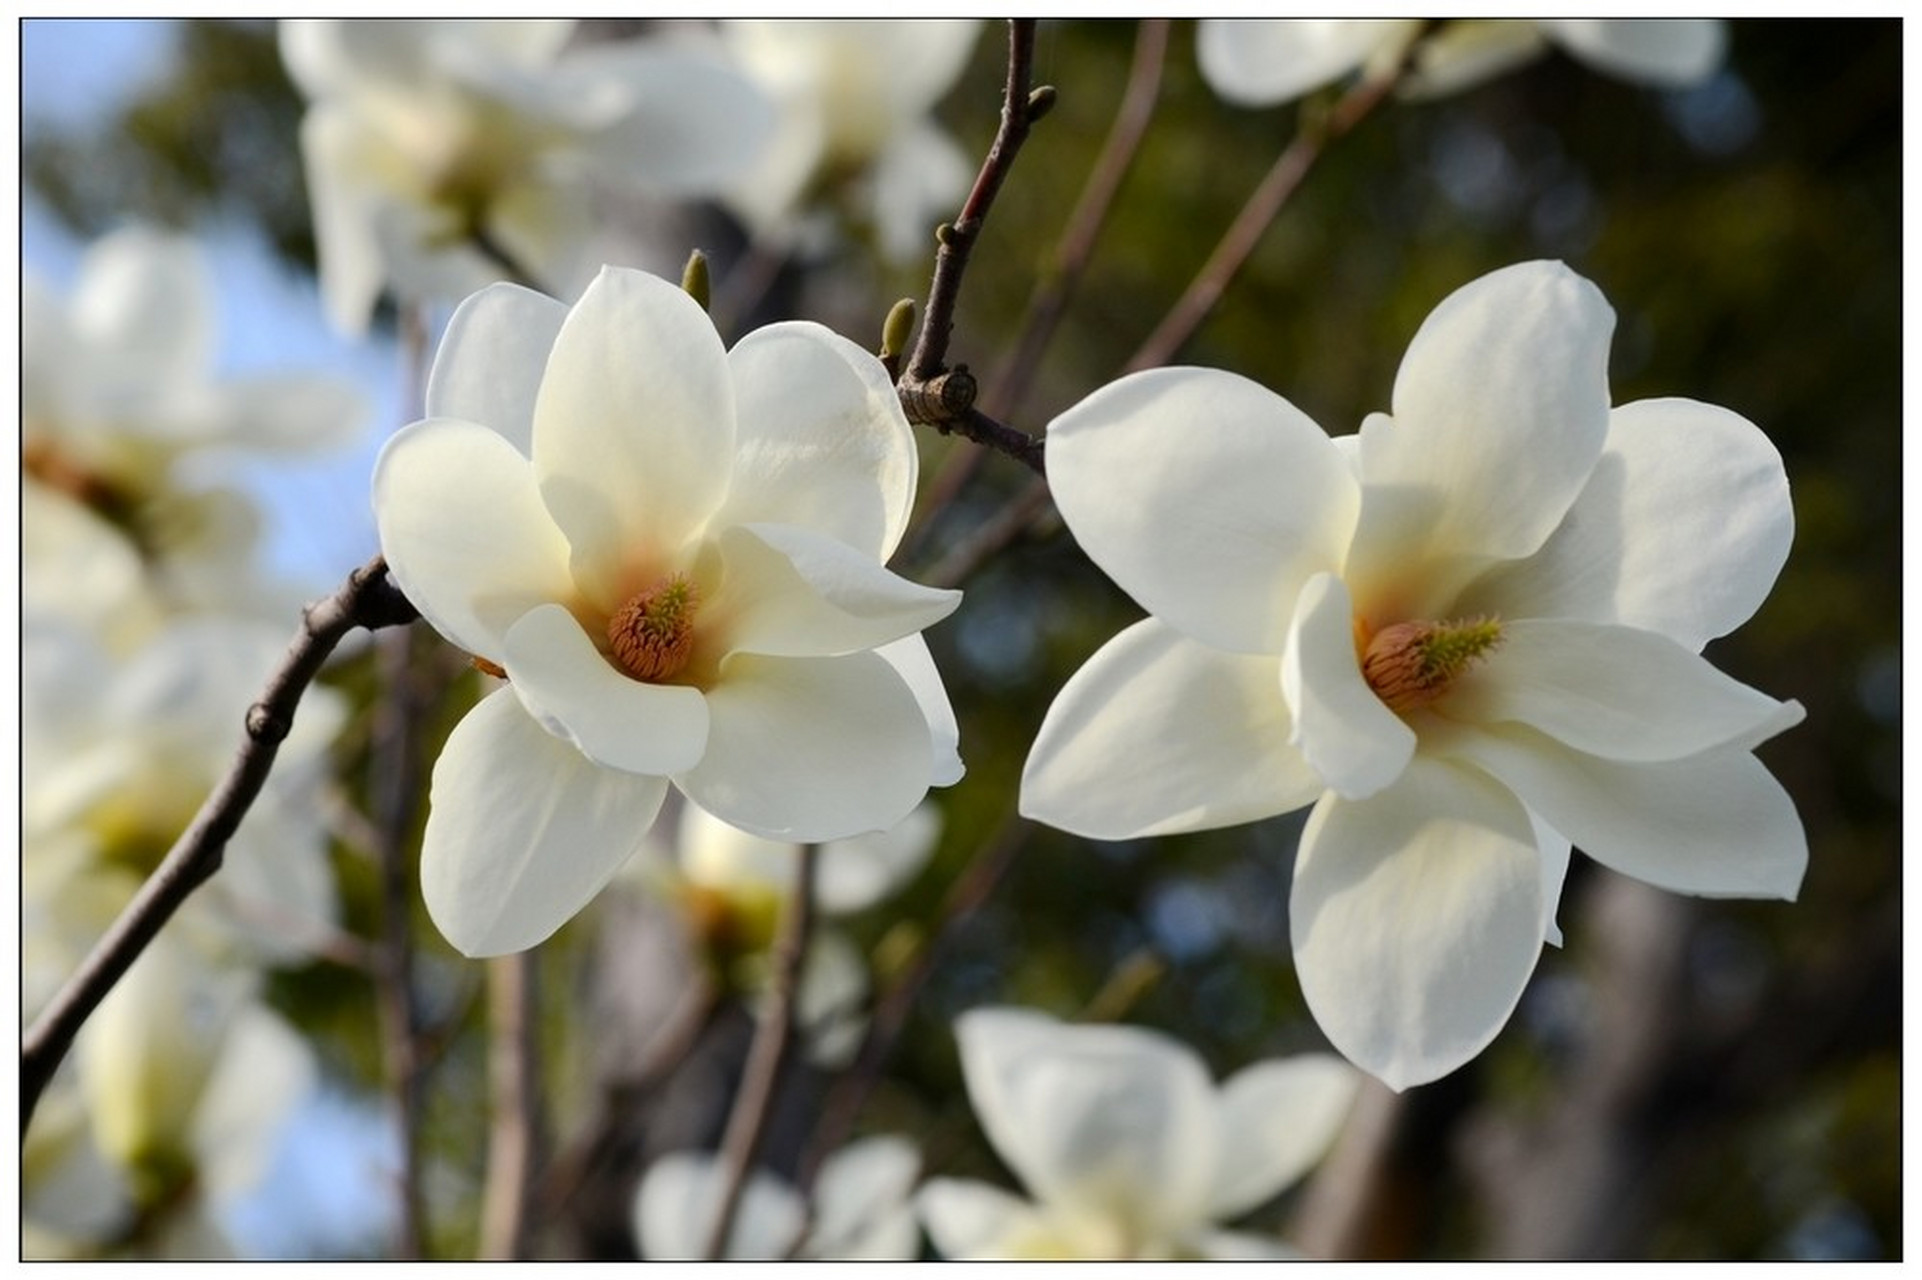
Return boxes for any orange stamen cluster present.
[607,573,700,683]
[1359,616,1502,714]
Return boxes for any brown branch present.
[21,555,418,1131]
[700,842,820,1260]
[480,949,543,1260]
[897,19,1050,474]
[1125,60,1406,374]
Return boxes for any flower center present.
[1358,616,1503,714]
[607,573,700,683]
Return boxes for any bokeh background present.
[20,18,1901,1259]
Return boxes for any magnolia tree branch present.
[700,842,820,1261]
[20,555,418,1131]
[480,949,543,1261]
[1125,58,1408,374]
[897,19,1049,475]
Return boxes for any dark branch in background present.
[480,950,543,1260]
[700,842,820,1260]
[21,555,418,1130]
[1124,50,1414,374]
[896,19,1049,475]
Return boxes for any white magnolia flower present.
[917,1007,1358,1259]
[649,801,942,1065]
[720,20,982,262]
[23,617,347,969]
[375,266,963,957]
[23,226,364,626]
[1021,260,1805,1090]
[635,1136,920,1260]
[281,19,774,334]
[1199,18,1726,108]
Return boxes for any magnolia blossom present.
[719,20,982,262]
[1021,261,1804,1090]
[23,226,364,626]
[25,934,315,1258]
[1198,18,1726,108]
[640,800,942,1064]
[634,1136,920,1260]
[375,266,962,957]
[280,19,774,333]
[917,1007,1358,1259]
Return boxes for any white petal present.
[915,1178,1043,1261]
[1197,19,1413,107]
[531,266,734,609]
[955,1007,1218,1233]
[296,104,392,336]
[421,687,669,956]
[1291,756,1545,1091]
[424,282,569,453]
[193,1008,316,1199]
[1401,19,1549,99]
[1197,1230,1302,1260]
[1440,720,1808,901]
[1281,573,1416,799]
[1207,1054,1360,1219]
[714,321,917,560]
[816,802,942,915]
[213,372,366,454]
[1543,19,1726,87]
[1021,618,1322,839]
[1459,398,1794,652]
[876,635,964,788]
[1046,366,1357,654]
[373,417,573,661]
[1531,809,1573,947]
[807,1135,922,1260]
[789,929,871,1069]
[568,46,777,195]
[1346,261,1614,608]
[709,523,959,660]
[677,802,795,894]
[633,1151,802,1261]
[70,227,212,400]
[502,604,710,776]
[1445,618,1795,761]
[676,651,931,842]
[864,120,974,263]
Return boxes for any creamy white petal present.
[1445,618,1795,761]
[807,1135,922,1260]
[1441,720,1808,901]
[1021,618,1322,839]
[634,1152,802,1261]
[677,802,795,895]
[1207,1054,1359,1219]
[1531,809,1573,947]
[955,1008,1218,1232]
[421,686,668,956]
[915,1177,1042,1261]
[1402,19,1549,99]
[1291,757,1545,1091]
[531,267,735,608]
[193,1008,316,1199]
[1197,19,1413,107]
[425,283,569,453]
[1346,261,1613,603]
[70,227,212,403]
[714,321,917,560]
[675,651,930,842]
[503,604,710,777]
[1458,398,1794,652]
[373,417,573,661]
[816,802,941,915]
[569,46,777,194]
[1197,1230,1302,1260]
[1046,366,1358,654]
[1281,573,1416,800]
[709,523,959,660]
[875,635,964,788]
[297,104,392,336]
[1543,19,1726,87]
[213,372,366,454]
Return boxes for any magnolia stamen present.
[1360,616,1502,714]
[607,573,700,683]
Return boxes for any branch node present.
[246,703,291,744]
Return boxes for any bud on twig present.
[681,249,710,312]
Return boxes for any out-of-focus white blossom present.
[634,1136,921,1260]
[375,267,961,957]
[1198,18,1726,108]
[917,1007,1358,1259]
[719,20,982,262]
[280,19,774,333]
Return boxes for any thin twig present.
[480,949,543,1260]
[897,20,1050,474]
[795,814,1030,1199]
[21,555,418,1129]
[700,843,820,1260]
[1125,65,1405,374]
